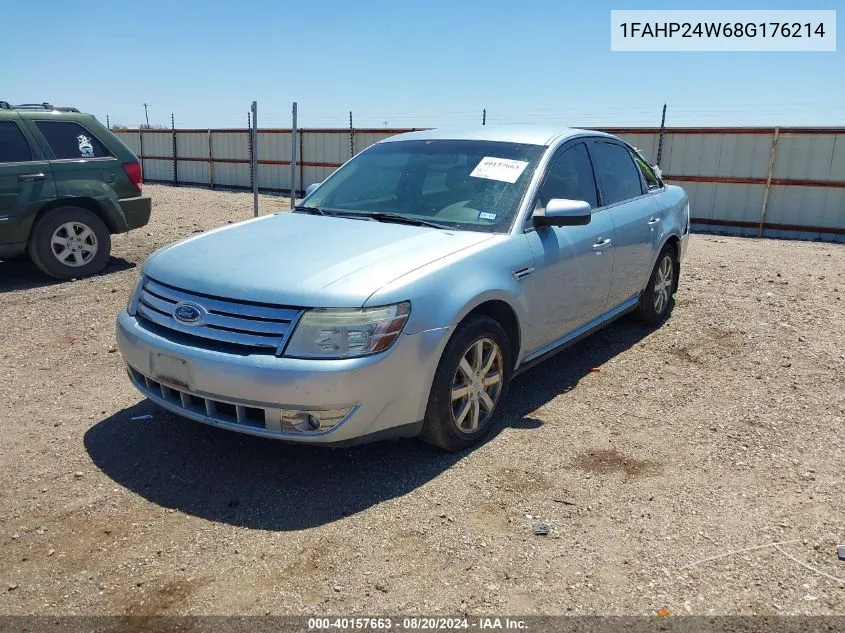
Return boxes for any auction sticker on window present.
[470,157,529,184]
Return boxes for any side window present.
[34,121,112,160]
[0,121,33,163]
[590,142,645,205]
[630,149,661,189]
[536,142,598,209]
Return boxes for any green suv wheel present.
[28,206,111,280]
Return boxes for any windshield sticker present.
[469,157,529,184]
[77,135,94,157]
[478,211,497,221]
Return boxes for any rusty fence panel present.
[113,126,845,243]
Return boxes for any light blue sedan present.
[117,127,689,450]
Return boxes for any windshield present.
[301,139,546,233]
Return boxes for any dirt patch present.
[125,579,202,616]
[572,448,662,479]
[490,467,552,493]
[670,327,745,364]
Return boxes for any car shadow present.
[84,315,655,531]
[0,257,136,292]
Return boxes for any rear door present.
[588,139,660,305]
[25,118,121,199]
[0,117,56,249]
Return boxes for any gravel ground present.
[1,184,844,616]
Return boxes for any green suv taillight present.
[122,162,142,194]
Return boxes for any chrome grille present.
[136,277,304,354]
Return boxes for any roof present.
[378,125,617,146]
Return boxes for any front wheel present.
[419,316,513,451]
[637,246,678,324]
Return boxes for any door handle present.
[592,237,612,252]
[647,217,661,230]
[17,173,46,182]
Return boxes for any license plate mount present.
[150,352,193,391]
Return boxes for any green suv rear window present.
[34,121,112,160]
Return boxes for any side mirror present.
[305,182,322,197]
[533,198,592,227]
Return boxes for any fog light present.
[293,413,321,432]
[279,406,356,434]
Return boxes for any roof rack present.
[10,102,80,113]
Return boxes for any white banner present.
[611,10,836,51]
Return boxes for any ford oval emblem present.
[173,302,206,326]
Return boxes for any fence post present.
[299,129,305,195]
[655,103,667,166]
[349,111,354,158]
[207,128,214,189]
[247,111,253,196]
[758,126,780,237]
[290,102,298,209]
[138,130,145,183]
[251,101,258,217]
[171,113,177,185]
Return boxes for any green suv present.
[0,102,151,279]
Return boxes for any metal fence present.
[114,125,845,243]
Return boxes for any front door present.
[0,118,55,251]
[521,141,614,355]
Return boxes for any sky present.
[2,0,842,129]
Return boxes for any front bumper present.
[116,310,450,444]
[118,196,152,232]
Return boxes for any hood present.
[143,212,494,307]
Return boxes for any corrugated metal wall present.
[114,126,845,242]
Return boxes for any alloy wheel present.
[653,254,674,314]
[450,337,504,433]
[50,221,98,267]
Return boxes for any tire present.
[419,315,513,451]
[28,206,111,280]
[637,244,678,325]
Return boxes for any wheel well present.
[664,235,680,260]
[462,300,521,361]
[664,236,681,292]
[33,198,115,235]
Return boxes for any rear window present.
[34,121,112,160]
[0,121,32,163]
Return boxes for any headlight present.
[126,274,145,316]
[285,302,411,359]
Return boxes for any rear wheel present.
[637,245,678,324]
[419,316,512,451]
[28,206,111,280]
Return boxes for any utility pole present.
[482,108,486,126]
[142,103,150,127]
[656,103,667,167]
[106,115,110,129]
